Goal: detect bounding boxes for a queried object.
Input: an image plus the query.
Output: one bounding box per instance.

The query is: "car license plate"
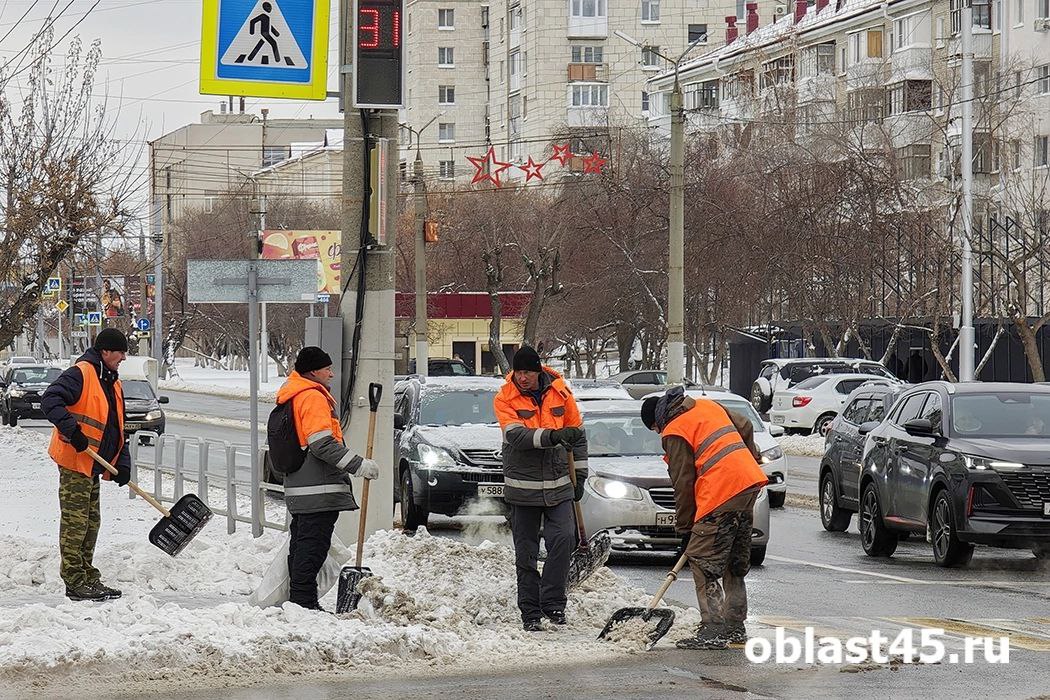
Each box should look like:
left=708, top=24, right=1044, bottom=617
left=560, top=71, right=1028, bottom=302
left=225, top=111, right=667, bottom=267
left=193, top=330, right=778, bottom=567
left=478, top=483, right=504, bottom=498
left=772, top=414, right=785, bottom=424
left=31, top=402, right=40, bottom=409
left=655, top=512, right=676, bottom=527
left=125, top=422, right=141, bottom=431
left=1044, top=502, right=1050, bottom=517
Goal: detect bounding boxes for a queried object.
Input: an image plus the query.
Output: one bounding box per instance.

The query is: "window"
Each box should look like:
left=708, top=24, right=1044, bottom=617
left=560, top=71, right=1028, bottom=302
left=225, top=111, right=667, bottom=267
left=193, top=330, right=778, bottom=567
left=936, top=17, right=945, bottom=44
left=837, top=379, right=871, bottom=395
left=509, top=4, right=521, bottom=30
left=642, top=46, right=661, bottom=68
left=1036, top=136, right=1050, bottom=167
left=920, top=393, right=943, bottom=427
left=438, top=122, right=455, bottom=142
left=843, top=397, right=872, bottom=424
left=438, top=8, right=454, bottom=28
left=641, top=90, right=650, bottom=112
left=973, top=0, right=991, bottom=27
left=1015, top=0, right=1023, bottom=24
left=800, top=42, right=835, bottom=77
left=438, top=85, right=455, bottom=104
left=571, top=0, right=607, bottom=18
left=898, top=144, right=932, bottom=179
left=1038, top=65, right=1050, bottom=95
left=847, top=87, right=885, bottom=121
left=571, top=83, right=608, bottom=106
left=887, top=80, right=932, bottom=114
left=641, top=0, right=660, bottom=22
left=439, top=160, right=455, bottom=179
left=571, top=45, right=604, bottom=63
left=846, top=29, right=882, bottom=65
left=688, top=23, right=707, bottom=43
left=1012, top=139, right=1022, bottom=169
left=509, top=50, right=521, bottom=77
left=1041, top=0, right=1050, bottom=17
left=262, top=145, right=288, bottom=167
left=760, top=56, right=794, bottom=88
left=868, top=396, right=888, bottom=422
left=892, top=393, right=929, bottom=425
left=438, top=47, right=454, bottom=66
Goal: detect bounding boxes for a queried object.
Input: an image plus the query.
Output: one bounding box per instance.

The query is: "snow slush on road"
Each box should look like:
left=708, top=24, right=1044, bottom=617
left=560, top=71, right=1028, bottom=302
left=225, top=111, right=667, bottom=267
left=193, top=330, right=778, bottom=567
left=0, top=428, right=699, bottom=696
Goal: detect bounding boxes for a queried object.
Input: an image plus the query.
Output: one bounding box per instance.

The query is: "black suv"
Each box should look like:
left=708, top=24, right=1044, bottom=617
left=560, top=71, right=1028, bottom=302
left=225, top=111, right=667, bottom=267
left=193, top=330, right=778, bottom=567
left=858, top=382, right=1050, bottom=566
left=406, top=358, right=474, bottom=376
left=0, top=365, right=62, bottom=426
left=819, top=383, right=904, bottom=531
left=394, top=376, right=506, bottom=530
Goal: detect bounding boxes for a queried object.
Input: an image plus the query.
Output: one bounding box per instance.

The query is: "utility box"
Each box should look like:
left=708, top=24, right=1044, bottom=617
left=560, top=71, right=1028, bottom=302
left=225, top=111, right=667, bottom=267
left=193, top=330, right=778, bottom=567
left=306, top=316, right=344, bottom=413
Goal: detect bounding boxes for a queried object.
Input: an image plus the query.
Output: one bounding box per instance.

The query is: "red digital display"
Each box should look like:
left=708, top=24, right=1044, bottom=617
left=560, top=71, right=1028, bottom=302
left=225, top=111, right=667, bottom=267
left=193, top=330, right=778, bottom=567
left=357, top=2, right=401, bottom=51
left=354, top=0, right=404, bottom=108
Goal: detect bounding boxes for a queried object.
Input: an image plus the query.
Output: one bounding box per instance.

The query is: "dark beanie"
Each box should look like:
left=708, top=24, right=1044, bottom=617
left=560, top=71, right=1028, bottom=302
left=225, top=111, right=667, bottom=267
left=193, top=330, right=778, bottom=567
left=512, top=345, right=542, bottom=372
left=94, top=328, right=128, bottom=352
left=295, top=346, right=333, bottom=374
left=640, top=396, right=659, bottom=431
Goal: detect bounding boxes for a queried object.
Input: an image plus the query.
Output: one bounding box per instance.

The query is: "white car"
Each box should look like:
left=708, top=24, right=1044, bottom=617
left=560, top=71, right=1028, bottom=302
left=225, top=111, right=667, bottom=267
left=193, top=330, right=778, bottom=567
left=769, top=373, right=899, bottom=436
left=6, top=356, right=38, bottom=367
left=750, top=358, right=899, bottom=413
left=567, top=379, right=634, bottom=402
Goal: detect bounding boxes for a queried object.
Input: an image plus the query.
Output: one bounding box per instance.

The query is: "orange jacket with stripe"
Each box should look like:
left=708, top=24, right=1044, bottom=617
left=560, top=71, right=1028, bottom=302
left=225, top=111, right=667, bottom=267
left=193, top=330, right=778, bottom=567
left=45, top=359, right=126, bottom=478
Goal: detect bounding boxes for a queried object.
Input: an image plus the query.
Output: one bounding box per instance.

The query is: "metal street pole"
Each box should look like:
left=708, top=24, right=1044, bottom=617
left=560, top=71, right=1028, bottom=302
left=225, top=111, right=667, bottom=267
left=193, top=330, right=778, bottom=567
left=414, top=151, right=428, bottom=377
left=667, top=69, right=685, bottom=385
left=258, top=195, right=269, bottom=383
left=151, top=173, right=165, bottom=376
left=57, top=304, right=63, bottom=360
left=958, top=0, right=976, bottom=382
left=248, top=200, right=262, bottom=537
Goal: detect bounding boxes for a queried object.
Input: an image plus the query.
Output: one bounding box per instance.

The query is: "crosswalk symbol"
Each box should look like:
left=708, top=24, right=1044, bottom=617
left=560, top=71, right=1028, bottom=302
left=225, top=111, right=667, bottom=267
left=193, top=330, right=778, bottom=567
left=220, top=0, right=306, bottom=68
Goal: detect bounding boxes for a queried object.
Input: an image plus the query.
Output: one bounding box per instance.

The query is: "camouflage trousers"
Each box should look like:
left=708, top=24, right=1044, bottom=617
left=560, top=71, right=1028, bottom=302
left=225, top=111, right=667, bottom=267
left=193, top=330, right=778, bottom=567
left=685, top=490, right=758, bottom=626
left=58, top=468, right=102, bottom=588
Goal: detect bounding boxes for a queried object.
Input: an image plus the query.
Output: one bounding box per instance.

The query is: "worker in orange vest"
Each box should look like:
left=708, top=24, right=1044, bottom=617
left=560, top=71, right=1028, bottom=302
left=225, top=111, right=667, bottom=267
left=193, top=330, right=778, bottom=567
left=641, top=386, right=767, bottom=650
left=41, top=329, right=132, bottom=602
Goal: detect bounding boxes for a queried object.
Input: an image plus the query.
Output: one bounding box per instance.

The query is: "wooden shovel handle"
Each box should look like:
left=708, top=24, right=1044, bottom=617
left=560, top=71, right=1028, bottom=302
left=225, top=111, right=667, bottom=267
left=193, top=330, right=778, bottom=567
left=355, top=383, right=382, bottom=569
left=648, top=552, right=690, bottom=611
left=567, top=452, right=588, bottom=546
left=85, top=447, right=171, bottom=518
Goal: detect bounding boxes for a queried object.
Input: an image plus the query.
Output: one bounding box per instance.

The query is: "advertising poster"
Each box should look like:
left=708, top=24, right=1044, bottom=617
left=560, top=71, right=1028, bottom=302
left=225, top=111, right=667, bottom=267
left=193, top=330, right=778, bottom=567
left=260, top=230, right=341, bottom=294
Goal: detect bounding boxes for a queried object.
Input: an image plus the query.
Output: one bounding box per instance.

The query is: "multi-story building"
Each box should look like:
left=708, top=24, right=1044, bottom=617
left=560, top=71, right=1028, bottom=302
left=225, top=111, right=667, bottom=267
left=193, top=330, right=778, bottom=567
left=403, top=0, right=779, bottom=181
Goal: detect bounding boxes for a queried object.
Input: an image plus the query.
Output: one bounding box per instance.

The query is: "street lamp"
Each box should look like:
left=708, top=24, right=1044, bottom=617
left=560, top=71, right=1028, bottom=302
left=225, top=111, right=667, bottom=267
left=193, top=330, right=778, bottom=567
left=614, top=31, right=707, bottom=385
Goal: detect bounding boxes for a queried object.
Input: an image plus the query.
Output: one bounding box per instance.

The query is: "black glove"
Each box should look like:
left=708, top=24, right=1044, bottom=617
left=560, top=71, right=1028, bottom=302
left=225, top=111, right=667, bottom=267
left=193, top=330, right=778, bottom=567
left=551, top=426, right=582, bottom=446
left=573, top=477, right=585, bottom=502
left=114, top=463, right=131, bottom=487
left=69, top=428, right=89, bottom=453
left=676, top=532, right=692, bottom=560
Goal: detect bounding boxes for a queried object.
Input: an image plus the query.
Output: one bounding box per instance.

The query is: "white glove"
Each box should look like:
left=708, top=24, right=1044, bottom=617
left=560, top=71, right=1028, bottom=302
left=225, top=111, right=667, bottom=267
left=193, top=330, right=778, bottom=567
left=355, top=458, right=380, bottom=480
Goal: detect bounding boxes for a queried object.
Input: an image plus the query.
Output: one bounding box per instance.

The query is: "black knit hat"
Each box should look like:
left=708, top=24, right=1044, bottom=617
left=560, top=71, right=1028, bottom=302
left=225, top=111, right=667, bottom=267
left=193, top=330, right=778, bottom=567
left=295, top=346, right=333, bottom=374
left=640, top=396, right=659, bottom=431
left=94, top=328, right=128, bottom=352
left=512, top=345, right=542, bottom=372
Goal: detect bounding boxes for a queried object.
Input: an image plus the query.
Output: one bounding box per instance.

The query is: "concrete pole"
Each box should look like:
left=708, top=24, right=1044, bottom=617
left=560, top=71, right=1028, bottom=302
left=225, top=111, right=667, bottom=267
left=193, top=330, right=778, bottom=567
left=957, top=1, right=976, bottom=382
left=667, top=71, right=686, bottom=385
left=259, top=195, right=269, bottom=383
left=248, top=204, right=262, bottom=537
left=152, top=193, right=165, bottom=376
left=414, top=153, right=428, bottom=376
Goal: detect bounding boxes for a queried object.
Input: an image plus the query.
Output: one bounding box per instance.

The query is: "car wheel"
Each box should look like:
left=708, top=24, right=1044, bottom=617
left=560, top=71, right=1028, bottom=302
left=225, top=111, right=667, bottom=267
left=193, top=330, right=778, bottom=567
left=930, top=490, right=974, bottom=568
left=813, top=413, right=837, bottom=437
left=819, top=471, right=852, bottom=532
left=750, top=545, right=766, bottom=567
left=768, top=490, right=786, bottom=509
left=859, top=483, right=898, bottom=557
left=750, top=379, right=772, bottom=414
left=400, top=468, right=429, bottom=532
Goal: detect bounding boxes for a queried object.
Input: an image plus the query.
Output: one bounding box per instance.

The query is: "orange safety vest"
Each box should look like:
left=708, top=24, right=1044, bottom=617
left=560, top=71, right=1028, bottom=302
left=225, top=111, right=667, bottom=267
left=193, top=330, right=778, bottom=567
left=662, top=399, right=767, bottom=520
left=48, top=361, right=125, bottom=477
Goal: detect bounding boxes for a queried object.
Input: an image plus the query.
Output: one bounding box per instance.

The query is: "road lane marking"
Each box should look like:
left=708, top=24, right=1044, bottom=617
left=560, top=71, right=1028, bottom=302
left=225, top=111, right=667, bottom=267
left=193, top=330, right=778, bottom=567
left=767, top=555, right=927, bottom=583
left=841, top=579, right=1050, bottom=586
left=889, top=617, right=1050, bottom=652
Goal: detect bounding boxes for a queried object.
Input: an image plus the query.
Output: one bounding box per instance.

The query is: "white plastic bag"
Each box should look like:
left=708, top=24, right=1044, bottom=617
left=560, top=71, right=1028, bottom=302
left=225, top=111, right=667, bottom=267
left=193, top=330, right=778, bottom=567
left=249, top=532, right=352, bottom=608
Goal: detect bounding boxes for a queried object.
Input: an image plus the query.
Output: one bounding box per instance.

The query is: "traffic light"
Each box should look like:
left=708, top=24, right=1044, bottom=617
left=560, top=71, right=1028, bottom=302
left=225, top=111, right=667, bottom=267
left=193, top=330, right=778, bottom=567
left=352, top=0, right=404, bottom=108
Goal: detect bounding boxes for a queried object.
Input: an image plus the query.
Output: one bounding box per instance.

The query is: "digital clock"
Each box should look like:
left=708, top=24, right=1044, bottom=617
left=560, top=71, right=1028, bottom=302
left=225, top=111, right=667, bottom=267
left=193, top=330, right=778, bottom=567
left=353, top=0, right=404, bottom=108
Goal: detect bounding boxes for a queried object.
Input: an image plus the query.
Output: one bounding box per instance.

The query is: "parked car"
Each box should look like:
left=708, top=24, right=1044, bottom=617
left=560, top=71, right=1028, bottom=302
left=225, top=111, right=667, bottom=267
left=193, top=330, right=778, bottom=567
left=750, top=358, right=899, bottom=413
left=769, top=373, right=899, bottom=436
left=819, top=383, right=904, bottom=532
left=858, top=381, right=1050, bottom=566
left=578, top=400, right=771, bottom=565
left=121, top=379, right=169, bottom=442
left=6, top=356, right=39, bottom=367
left=568, top=379, right=634, bottom=402
left=406, top=358, right=474, bottom=376
left=610, top=370, right=673, bottom=399
left=0, top=364, right=62, bottom=426
left=394, top=376, right=505, bottom=530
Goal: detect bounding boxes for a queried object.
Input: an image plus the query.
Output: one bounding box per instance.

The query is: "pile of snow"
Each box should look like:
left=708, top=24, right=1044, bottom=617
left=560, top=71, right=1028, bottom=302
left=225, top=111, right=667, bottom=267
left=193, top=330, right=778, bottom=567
left=160, top=358, right=283, bottom=401
left=777, top=433, right=827, bottom=457
left=0, top=427, right=699, bottom=696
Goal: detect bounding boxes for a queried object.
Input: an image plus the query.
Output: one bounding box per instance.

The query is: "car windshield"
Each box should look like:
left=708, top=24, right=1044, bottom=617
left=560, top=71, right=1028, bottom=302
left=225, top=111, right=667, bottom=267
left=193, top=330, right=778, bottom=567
left=712, top=398, right=767, bottom=433
left=584, top=414, right=663, bottom=456
left=951, top=393, right=1050, bottom=438
left=419, top=389, right=498, bottom=426
left=794, top=376, right=831, bottom=390
left=11, top=367, right=61, bottom=384
left=122, top=380, right=156, bottom=401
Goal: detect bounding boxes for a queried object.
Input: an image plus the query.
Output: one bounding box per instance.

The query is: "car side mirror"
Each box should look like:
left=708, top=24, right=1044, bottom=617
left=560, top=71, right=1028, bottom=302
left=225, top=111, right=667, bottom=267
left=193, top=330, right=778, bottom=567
left=158, top=396, right=170, bottom=404
left=768, top=424, right=785, bottom=437
left=394, top=414, right=406, bottom=430
left=903, top=418, right=935, bottom=436
left=857, top=421, right=879, bottom=435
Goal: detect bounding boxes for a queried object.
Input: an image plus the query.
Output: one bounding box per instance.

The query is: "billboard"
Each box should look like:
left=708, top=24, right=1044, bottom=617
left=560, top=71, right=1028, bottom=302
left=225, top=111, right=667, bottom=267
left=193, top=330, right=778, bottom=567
left=260, top=230, right=340, bottom=294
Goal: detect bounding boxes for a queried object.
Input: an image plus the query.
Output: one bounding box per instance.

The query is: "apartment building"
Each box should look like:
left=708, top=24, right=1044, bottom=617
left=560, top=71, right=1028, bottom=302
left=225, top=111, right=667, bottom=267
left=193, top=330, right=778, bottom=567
left=402, top=0, right=779, bottom=181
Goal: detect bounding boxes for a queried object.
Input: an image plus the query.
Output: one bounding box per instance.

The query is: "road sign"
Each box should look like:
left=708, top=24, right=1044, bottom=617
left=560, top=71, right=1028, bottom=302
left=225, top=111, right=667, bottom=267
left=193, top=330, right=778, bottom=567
left=72, top=330, right=88, bottom=339
left=352, top=0, right=404, bottom=108
left=317, top=292, right=330, bottom=303
left=200, top=0, right=330, bottom=100
left=87, top=311, right=102, bottom=327
left=136, top=331, right=152, bottom=340
left=135, top=317, right=151, bottom=332
left=74, top=313, right=87, bottom=326
left=187, top=259, right=318, bottom=304
left=47, top=277, right=62, bottom=292
left=55, top=299, right=69, bottom=313
left=42, top=288, right=55, bottom=299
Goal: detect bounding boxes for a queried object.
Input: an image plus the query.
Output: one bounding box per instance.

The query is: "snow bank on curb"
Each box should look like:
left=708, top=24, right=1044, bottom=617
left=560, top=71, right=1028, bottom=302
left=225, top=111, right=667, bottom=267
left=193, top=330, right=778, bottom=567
left=159, top=379, right=277, bottom=403
left=164, top=410, right=255, bottom=431
left=777, top=434, right=827, bottom=457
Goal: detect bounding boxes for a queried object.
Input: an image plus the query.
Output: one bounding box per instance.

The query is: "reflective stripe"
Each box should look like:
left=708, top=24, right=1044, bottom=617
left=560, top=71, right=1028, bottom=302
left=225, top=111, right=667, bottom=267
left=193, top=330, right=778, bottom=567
left=504, top=475, right=571, bottom=490
left=699, top=442, right=747, bottom=475
left=503, top=422, right=525, bottom=436
left=306, top=429, right=332, bottom=444
left=336, top=451, right=357, bottom=469
left=284, top=483, right=353, bottom=497
left=70, top=412, right=105, bottom=431
left=532, top=429, right=547, bottom=449
left=573, top=459, right=589, bottom=470
left=693, top=425, right=737, bottom=461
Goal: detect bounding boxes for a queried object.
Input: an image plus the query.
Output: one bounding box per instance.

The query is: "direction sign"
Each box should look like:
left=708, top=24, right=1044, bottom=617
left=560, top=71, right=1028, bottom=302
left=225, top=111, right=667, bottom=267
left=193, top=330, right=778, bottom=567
left=87, top=311, right=102, bottom=327
left=187, top=259, right=318, bottom=304
left=135, top=317, right=151, bottom=332
left=316, top=292, right=330, bottom=303
left=199, top=0, right=330, bottom=100
left=55, top=299, right=69, bottom=313
left=136, top=331, right=152, bottom=340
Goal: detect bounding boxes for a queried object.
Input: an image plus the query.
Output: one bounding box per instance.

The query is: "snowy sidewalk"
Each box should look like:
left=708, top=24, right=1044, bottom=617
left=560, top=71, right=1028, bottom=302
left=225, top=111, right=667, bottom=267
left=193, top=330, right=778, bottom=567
left=0, top=428, right=699, bottom=698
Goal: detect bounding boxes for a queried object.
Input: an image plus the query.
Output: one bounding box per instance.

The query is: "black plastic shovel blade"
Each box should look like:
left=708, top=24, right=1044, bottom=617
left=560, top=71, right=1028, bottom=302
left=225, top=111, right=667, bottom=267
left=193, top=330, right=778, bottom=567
left=598, top=607, right=677, bottom=650
left=567, top=530, right=613, bottom=589
left=336, top=565, right=373, bottom=613
left=148, top=494, right=213, bottom=557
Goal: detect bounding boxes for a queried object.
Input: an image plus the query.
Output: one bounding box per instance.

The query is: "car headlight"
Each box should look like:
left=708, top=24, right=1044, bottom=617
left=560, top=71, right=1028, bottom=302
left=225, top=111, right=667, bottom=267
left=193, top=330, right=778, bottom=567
left=587, top=476, right=644, bottom=501
left=145, top=410, right=163, bottom=421
left=416, top=443, right=460, bottom=469
left=8, top=388, right=26, bottom=398
left=760, top=446, right=784, bottom=464
left=962, top=454, right=1025, bottom=472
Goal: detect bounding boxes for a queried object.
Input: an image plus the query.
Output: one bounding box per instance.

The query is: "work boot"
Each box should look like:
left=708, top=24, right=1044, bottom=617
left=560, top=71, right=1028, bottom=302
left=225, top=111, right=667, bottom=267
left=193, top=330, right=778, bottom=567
left=724, top=622, right=748, bottom=645
left=523, top=619, right=544, bottom=632
left=90, top=582, right=122, bottom=600
left=544, top=610, right=567, bottom=625
left=65, top=584, right=108, bottom=602
left=675, top=623, right=729, bottom=650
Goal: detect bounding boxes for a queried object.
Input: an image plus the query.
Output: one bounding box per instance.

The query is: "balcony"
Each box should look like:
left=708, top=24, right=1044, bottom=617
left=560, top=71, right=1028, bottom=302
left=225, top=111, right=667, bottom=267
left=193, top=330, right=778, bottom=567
left=567, top=107, right=608, bottom=127
left=567, top=63, right=608, bottom=82
left=796, top=74, right=836, bottom=104
left=891, top=45, right=933, bottom=76
left=845, top=59, right=886, bottom=90
left=883, top=113, right=934, bottom=149
left=568, top=15, right=607, bottom=39
left=947, top=28, right=992, bottom=62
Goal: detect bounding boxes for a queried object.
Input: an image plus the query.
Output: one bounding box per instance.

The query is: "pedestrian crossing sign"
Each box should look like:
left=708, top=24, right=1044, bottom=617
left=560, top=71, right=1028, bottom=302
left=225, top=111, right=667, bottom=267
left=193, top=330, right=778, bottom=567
left=200, top=0, right=330, bottom=100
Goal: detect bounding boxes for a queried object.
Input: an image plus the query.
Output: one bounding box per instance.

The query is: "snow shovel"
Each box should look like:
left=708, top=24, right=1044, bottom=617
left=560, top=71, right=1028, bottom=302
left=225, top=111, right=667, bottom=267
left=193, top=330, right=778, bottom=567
left=86, top=447, right=213, bottom=557
left=598, top=551, right=689, bottom=650
left=335, top=382, right=382, bottom=614
left=565, top=452, right=612, bottom=589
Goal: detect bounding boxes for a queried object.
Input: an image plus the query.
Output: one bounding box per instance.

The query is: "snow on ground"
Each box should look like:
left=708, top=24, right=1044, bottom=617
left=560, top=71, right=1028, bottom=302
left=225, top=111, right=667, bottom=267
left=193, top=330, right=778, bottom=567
left=0, top=427, right=700, bottom=697
left=159, top=358, right=284, bottom=401
left=777, top=433, right=827, bottom=457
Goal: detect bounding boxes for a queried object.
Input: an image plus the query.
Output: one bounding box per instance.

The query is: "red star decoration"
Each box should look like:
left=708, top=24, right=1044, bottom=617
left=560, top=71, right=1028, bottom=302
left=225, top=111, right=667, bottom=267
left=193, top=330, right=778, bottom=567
left=582, top=151, right=607, bottom=175
left=550, top=143, right=572, bottom=166
left=467, top=147, right=512, bottom=186
left=517, top=156, right=546, bottom=182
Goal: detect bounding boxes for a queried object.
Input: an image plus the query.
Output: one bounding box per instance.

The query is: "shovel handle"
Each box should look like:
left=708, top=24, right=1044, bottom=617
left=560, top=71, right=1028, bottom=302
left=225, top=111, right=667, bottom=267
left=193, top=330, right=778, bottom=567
left=566, top=453, right=588, bottom=546
left=648, top=552, right=690, bottom=611
left=355, top=383, right=383, bottom=569
left=85, top=447, right=171, bottom=518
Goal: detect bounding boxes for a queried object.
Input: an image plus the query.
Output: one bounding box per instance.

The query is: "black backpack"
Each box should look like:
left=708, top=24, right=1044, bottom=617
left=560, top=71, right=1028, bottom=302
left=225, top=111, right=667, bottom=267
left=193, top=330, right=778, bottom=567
left=266, top=402, right=307, bottom=475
